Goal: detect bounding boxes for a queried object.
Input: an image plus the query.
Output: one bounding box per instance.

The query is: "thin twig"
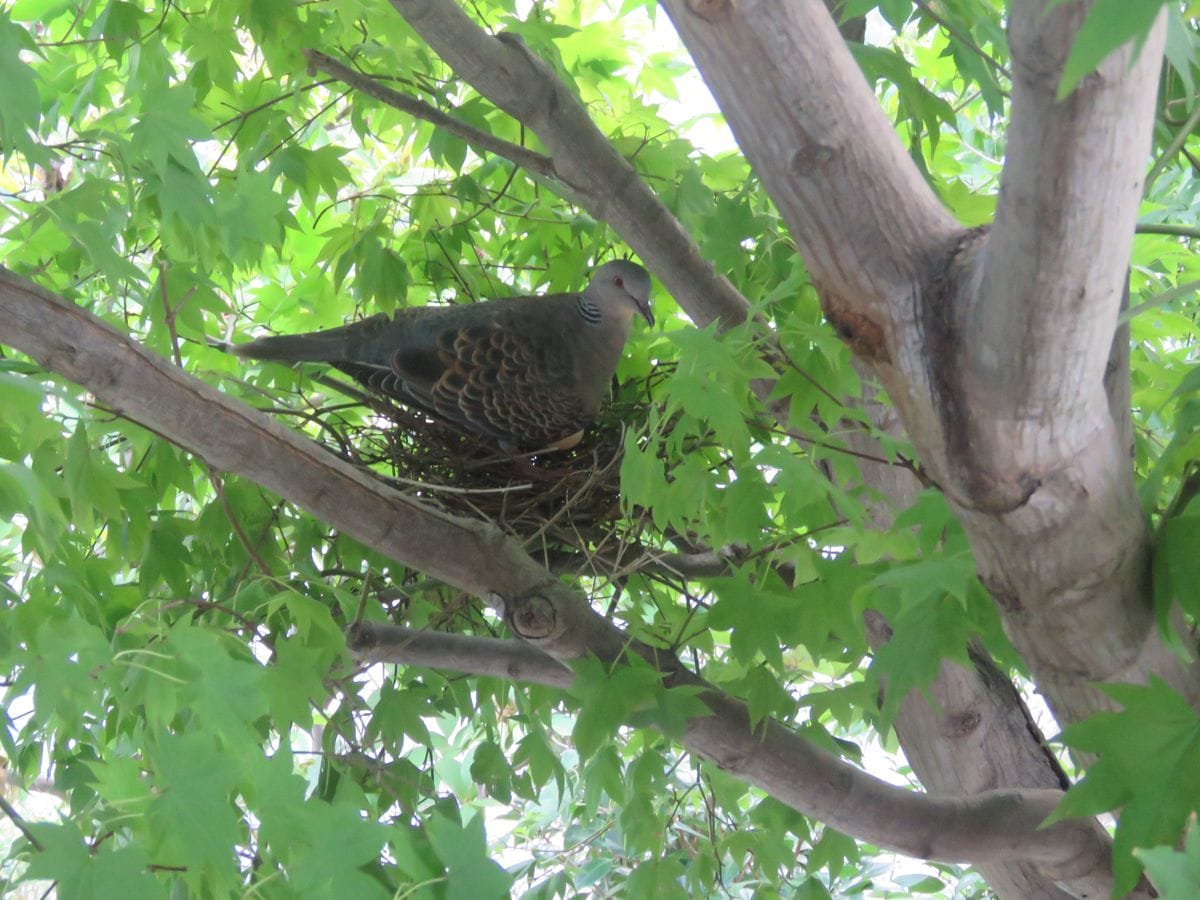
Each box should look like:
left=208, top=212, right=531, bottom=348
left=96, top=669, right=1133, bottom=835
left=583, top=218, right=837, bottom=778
left=159, top=266, right=273, bottom=575
left=1119, top=278, right=1200, bottom=325
left=0, top=794, right=43, bottom=852
left=1145, top=103, right=1200, bottom=196
left=385, top=475, right=533, bottom=495
left=303, top=50, right=557, bottom=179
left=911, top=0, right=1010, bottom=83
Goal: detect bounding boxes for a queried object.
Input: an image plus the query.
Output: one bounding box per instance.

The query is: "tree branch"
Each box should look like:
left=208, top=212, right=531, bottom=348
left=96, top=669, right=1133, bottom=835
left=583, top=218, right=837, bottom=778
left=0, top=268, right=1125, bottom=892
left=847, top=384, right=1082, bottom=899
left=347, top=621, right=571, bottom=687
left=659, top=0, right=1200, bottom=731
left=1135, top=222, right=1200, bottom=240
left=302, top=50, right=559, bottom=182
left=970, top=2, right=1165, bottom=439
left=659, top=0, right=961, bottom=311
left=865, top=613, right=1079, bottom=900
left=388, top=0, right=749, bottom=329
left=935, top=6, right=1200, bottom=726
left=0, top=269, right=543, bottom=602
left=347, top=622, right=1118, bottom=894
left=0, top=794, right=43, bottom=853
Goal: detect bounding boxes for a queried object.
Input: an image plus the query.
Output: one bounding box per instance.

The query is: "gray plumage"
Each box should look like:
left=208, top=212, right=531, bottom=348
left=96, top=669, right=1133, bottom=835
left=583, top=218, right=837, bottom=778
left=224, top=260, right=653, bottom=450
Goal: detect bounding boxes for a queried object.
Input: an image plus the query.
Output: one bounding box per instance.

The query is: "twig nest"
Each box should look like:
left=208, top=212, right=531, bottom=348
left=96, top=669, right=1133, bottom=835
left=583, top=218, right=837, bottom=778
left=307, top=372, right=659, bottom=547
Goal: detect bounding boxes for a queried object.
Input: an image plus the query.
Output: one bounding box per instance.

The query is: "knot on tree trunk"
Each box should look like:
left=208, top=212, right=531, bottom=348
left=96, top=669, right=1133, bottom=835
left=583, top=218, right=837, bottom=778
left=685, top=0, right=732, bottom=24
left=507, top=591, right=559, bottom=640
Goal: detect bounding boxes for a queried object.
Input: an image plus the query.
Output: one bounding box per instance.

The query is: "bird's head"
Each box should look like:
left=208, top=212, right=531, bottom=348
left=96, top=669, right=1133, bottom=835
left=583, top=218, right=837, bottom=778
left=589, top=260, right=654, bottom=327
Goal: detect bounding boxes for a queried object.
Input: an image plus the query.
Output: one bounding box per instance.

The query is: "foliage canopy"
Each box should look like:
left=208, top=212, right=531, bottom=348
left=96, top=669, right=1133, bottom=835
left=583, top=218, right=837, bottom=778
left=1, top=0, right=1199, bottom=897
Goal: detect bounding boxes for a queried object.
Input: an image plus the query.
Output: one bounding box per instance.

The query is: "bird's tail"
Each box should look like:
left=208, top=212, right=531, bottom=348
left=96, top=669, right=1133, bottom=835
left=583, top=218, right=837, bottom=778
left=215, top=316, right=388, bottom=364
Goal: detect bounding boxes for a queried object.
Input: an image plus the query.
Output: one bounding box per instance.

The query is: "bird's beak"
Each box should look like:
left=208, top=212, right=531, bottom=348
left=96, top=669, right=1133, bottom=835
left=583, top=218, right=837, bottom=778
left=634, top=296, right=654, bottom=328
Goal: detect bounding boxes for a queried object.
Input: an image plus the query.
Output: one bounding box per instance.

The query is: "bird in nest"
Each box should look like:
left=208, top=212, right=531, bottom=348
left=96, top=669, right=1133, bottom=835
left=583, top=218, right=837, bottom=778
left=220, top=260, right=654, bottom=455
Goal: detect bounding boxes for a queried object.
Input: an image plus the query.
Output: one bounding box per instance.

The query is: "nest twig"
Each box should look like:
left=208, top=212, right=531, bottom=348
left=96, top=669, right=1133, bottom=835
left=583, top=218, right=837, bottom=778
left=297, top=367, right=666, bottom=554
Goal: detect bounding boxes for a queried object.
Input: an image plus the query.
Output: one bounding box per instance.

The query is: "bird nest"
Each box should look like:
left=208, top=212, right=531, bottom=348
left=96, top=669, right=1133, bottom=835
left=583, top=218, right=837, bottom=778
left=302, top=369, right=662, bottom=547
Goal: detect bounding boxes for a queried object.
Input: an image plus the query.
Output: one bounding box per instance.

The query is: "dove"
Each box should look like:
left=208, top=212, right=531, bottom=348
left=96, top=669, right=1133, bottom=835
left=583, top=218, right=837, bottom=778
left=223, top=260, right=653, bottom=451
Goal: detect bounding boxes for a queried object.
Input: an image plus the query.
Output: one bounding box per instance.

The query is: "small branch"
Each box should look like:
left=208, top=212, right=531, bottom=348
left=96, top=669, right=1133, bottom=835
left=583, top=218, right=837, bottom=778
left=1119, top=278, right=1200, bottom=325
left=150, top=596, right=262, bottom=636
left=209, top=472, right=272, bottom=574
left=1135, top=222, right=1200, bottom=241
left=159, top=264, right=271, bottom=575
left=912, top=0, right=1010, bottom=83
left=389, top=0, right=751, bottom=329
left=1145, top=102, right=1200, bottom=196
left=303, top=50, right=558, bottom=180
left=347, top=622, right=572, bottom=687
left=0, top=794, right=43, bottom=852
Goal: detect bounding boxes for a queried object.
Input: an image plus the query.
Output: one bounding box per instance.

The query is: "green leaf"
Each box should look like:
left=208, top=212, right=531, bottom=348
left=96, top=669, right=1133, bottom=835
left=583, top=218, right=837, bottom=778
left=624, top=856, right=690, bottom=898
left=0, top=12, right=41, bottom=159
left=128, top=83, right=211, bottom=176
left=19, top=614, right=113, bottom=731
left=167, top=626, right=269, bottom=744
left=257, top=753, right=393, bottom=897
left=1163, top=6, right=1197, bottom=101
left=620, top=794, right=664, bottom=854
left=262, top=635, right=333, bottom=731
left=1055, top=679, right=1200, bottom=896
left=512, top=730, right=564, bottom=793
left=1139, top=817, right=1200, bottom=899
left=426, top=809, right=513, bottom=900
left=99, top=1, right=150, bottom=60
left=429, top=128, right=469, bottom=173
left=857, top=556, right=976, bottom=613
left=1055, top=0, right=1170, bottom=99
left=1154, top=514, right=1200, bottom=620
left=570, top=655, right=664, bottom=760
left=22, top=820, right=163, bottom=900
left=795, top=877, right=834, bottom=900
left=742, top=663, right=799, bottom=727
left=88, top=755, right=154, bottom=811
left=147, top=731, right=243, bottom=890
left=708, top=570, right=803, bottom=668
left=868, top=592, right=973, bottom=731
left=0, top=460, right=67, bottom=556
left=895, top=873, right=948, bottom=893
left=469, top=739, right=513, bottom=803
left=367, top=684, right=432, bottom=747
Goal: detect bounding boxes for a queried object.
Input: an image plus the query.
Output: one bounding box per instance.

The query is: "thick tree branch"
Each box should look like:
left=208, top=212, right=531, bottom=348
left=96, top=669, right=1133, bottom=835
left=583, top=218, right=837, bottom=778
left=348, top=625, right=1118, bottom=894
left=0, top=270, right=545, bottom=602
left=388, top=0, right=748, bottom=329
left=356, top=604, right=1113, bottom=899
left=655, top=0, right=965, bottom=485
left=0, top=269, right=1125, bottom=894
left=849, top=388, right=1082, bottom=899
left=865, top=613, right=1079, bottom=900
left=659, top=0, right=1200, bottom=730
left=934, top=7, right=1200, bottom=726
left=660, top=0, right=961, bottom=315
left=972, top=3, right=1165, bottom=424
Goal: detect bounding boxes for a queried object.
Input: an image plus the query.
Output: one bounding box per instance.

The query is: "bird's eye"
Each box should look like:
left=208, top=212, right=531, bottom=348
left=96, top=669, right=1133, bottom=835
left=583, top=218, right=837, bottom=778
left=614, top=277, right=624, bottom=288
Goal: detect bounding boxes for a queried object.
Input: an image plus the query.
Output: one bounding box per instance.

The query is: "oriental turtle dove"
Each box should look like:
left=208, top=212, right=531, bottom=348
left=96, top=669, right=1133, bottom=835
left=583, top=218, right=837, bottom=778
left=224, top=260, right=653, bottom=451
